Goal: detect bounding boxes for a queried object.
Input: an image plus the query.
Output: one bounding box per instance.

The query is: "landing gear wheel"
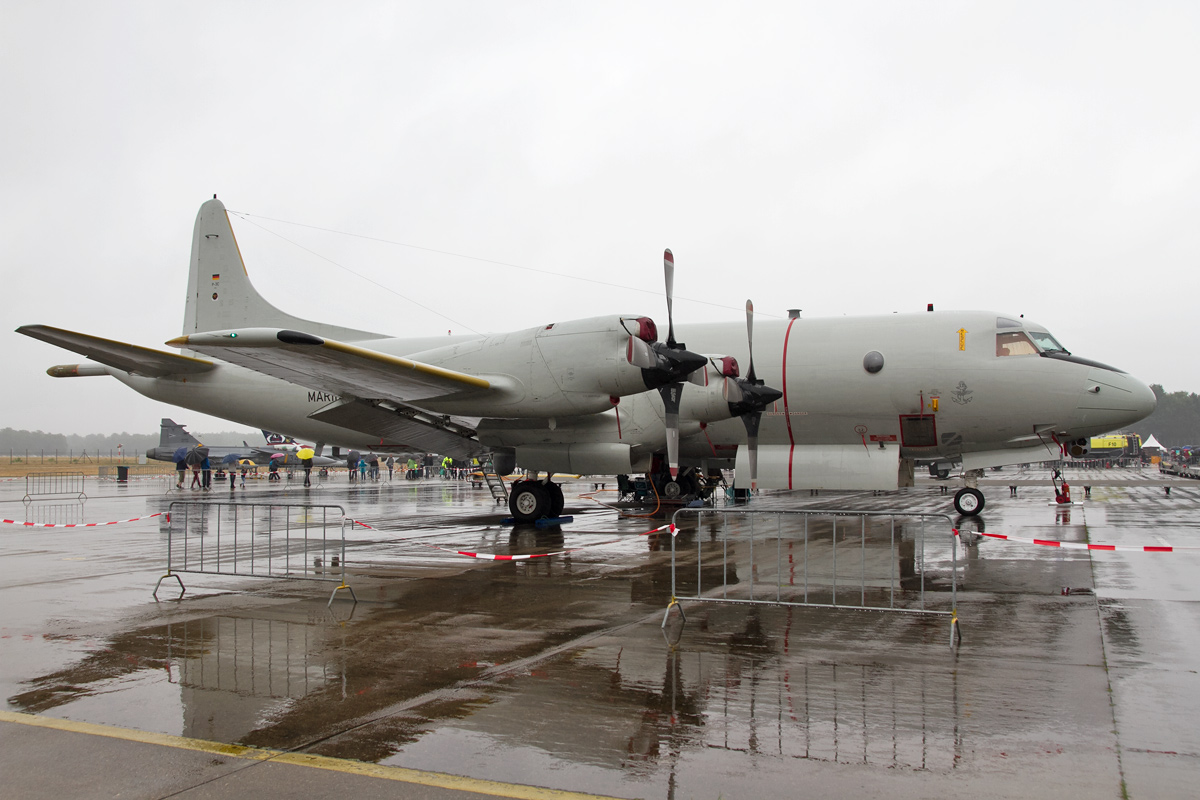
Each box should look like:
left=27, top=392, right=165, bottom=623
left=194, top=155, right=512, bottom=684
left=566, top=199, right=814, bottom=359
left=546, top=482, right=565, bottom=518
left=954, top=487, right=985, bottom=516
left=662, top=480, right=682, bottom=499
left=509, top=481, right=551, bottom=522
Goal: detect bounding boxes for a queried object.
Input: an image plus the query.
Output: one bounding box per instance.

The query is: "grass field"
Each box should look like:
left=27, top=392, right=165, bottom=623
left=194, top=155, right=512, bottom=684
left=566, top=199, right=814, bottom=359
left=0, top=457, right=175, bottom=479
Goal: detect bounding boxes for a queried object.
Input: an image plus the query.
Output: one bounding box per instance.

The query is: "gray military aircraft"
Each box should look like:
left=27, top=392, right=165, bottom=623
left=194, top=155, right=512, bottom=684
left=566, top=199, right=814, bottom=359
left=144, top=418, right=340, bottom=468
left=17, top=197, right=1156, bottom=521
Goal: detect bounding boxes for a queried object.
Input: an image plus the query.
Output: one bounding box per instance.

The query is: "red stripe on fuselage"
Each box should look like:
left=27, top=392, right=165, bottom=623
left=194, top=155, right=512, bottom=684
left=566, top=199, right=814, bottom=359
left=781, top=317, right=798, bottom=490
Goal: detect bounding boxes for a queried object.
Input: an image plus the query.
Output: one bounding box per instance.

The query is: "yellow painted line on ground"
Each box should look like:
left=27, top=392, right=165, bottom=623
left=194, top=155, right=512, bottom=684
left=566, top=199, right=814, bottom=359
left=0, top=710, right=627, bottom=800
left=0, top=710, right=269, bottom=760
left=270, top=751, right=627, bottom=799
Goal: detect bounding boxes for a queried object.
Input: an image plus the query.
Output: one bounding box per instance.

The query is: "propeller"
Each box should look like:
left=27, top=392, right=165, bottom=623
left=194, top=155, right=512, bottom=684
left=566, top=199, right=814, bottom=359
left=726, top=300, right=783, bottom=493
left=654, top=249, right=705, bottom=479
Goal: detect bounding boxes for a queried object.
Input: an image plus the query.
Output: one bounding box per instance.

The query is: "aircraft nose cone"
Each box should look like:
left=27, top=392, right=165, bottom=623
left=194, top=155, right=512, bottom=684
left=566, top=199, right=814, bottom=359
left=1132, top=377, right=1158, bottom=418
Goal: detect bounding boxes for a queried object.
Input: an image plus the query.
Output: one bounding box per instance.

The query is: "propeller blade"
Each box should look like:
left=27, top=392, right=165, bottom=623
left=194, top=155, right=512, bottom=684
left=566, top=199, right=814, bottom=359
left=664, top=249, right=676, bottom=348
left=743, top=410, right=763, bottom=493
left=659, top=382, right=683, bottom=479
left=627, top=335, right=658, bottom=369
left=723, top=375, right=744, bottom=403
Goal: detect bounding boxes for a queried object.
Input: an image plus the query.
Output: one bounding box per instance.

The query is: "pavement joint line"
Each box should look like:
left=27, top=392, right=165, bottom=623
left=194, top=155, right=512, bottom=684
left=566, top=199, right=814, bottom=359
left=0, top=710, right=628, bottom=800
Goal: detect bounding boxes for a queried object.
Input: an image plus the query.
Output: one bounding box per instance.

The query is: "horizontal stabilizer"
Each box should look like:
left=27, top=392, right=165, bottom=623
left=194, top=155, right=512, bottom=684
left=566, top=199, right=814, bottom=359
left=18, top=325, right=214, bottom=378
left=168, top=328, right=495, bottom=404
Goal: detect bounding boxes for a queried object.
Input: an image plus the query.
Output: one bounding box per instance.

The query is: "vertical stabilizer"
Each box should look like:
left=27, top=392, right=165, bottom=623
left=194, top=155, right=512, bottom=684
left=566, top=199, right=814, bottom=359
left=262, top=430, right=295, bottom=446
left=158, top=419, right=200, bottom=448
left=182, top=198, right=384, bottom=341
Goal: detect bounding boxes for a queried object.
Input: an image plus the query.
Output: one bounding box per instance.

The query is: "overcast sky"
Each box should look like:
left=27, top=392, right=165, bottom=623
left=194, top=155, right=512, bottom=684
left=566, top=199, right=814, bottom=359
left=3, top=2, right=1198, bottom=435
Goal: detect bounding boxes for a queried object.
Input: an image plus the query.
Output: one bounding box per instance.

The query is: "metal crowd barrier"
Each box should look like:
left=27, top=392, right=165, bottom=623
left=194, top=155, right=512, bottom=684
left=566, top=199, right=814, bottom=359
left=154, top=501, right=356, bottom=606
left=666, top=508, right=960, bottom=645
left=23, top=471, right=86, bottom=502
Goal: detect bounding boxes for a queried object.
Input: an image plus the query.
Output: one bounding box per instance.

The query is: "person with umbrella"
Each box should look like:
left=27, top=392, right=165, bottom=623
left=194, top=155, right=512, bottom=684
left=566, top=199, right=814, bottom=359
left=238, top=458, right=254, bottom=488
left=221, top=453, right=239, bottom=490
left=347, top=450, right=360, bottom=482
left=297, top=446, right=315, bottom=486
left=174, top=446, right=188, bottom=488
left=269, top=453, right=283, bottom=481
left=185, top=446, right=206, bottom=489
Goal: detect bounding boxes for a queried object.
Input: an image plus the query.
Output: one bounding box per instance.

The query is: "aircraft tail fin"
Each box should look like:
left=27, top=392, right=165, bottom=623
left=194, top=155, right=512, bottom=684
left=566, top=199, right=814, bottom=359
left=158, top=419, right=200, bottom=448
left=183, top=198, right=385, bottom=342
left=262, top=429, right=295, bottom=447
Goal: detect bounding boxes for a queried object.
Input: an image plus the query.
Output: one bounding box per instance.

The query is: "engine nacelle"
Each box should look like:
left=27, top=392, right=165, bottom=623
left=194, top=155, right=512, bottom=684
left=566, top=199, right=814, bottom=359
left=678, top=356, right=743, bottom=424
left=409, top=315, right=696, bottom=417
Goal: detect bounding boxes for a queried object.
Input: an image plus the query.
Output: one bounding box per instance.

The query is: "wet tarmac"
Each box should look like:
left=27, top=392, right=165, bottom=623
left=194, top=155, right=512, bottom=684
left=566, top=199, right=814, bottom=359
left=2, top=466, right=1199, bottom=798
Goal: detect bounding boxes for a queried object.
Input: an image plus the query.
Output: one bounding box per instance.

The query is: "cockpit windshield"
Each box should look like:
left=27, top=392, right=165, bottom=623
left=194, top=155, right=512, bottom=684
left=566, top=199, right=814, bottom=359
left=996, top=328, right=1070, bottom=357
left=1027, top=330, right=1068, bottom=354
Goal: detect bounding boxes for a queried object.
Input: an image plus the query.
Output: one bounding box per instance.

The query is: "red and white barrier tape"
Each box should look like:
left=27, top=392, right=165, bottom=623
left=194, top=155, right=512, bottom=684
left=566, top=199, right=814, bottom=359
left=1, top=512, right=166, bottom=528
left=954, top=528, right=1200, bottom=552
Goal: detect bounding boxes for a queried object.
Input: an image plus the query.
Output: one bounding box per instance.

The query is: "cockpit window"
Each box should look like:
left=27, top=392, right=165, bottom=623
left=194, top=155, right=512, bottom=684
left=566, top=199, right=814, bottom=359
left=996, top=331, right=1038, bottom=357
left=1027, top=330, right=1069, bottom=354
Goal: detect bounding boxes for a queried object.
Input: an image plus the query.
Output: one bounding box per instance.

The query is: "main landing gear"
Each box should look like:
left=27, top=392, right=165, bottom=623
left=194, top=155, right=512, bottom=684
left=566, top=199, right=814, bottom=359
left=508, top=478, right=564, bottom=523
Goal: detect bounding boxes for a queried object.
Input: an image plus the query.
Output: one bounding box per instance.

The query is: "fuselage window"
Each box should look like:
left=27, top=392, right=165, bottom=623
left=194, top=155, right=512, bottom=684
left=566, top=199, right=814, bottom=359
left=996, top=331, right=1038, bottom=357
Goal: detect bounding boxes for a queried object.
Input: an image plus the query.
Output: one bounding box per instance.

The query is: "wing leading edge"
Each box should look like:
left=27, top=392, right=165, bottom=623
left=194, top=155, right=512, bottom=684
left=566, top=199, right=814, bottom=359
left=167, top=328, right=496, bottom=404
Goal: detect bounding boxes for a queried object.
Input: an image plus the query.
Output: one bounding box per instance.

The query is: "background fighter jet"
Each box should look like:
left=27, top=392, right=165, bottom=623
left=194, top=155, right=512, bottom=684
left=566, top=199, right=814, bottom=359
left=18, top=198, right=1156, bottom=521
left=145, top=418, right=339, bottom=468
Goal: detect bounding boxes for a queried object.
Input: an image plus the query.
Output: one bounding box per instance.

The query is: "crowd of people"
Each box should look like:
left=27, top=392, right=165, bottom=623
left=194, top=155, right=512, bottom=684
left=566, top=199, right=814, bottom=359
left=172, top=447, right=477, bottom=490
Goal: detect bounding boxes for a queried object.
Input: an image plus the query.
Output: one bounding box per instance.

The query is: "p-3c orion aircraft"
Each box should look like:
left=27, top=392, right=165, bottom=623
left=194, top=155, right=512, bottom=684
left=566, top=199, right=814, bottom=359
left=17, top=197, right=1157, bottom=521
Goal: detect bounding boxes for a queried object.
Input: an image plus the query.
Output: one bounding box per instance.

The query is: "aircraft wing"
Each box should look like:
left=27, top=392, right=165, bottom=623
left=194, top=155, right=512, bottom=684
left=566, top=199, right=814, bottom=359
left=167, top=328, right=494, bottom=403
left=307, top=399, right=484, bottom=458
left=18, top=325, right=214, bottom=377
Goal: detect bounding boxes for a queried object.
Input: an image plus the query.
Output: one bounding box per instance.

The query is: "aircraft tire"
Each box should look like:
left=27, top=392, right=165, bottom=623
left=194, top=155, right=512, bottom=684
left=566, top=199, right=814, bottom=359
left=953, top=487, right=985, bottom=516
left=509, top=481, right=551, bottom=522
left=546, top=482, right=565, bottom=518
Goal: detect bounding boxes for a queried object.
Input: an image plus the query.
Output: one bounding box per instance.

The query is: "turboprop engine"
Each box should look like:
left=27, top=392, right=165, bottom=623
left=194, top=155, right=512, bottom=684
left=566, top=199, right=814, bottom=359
left=402, top=314, right=707, bottom=418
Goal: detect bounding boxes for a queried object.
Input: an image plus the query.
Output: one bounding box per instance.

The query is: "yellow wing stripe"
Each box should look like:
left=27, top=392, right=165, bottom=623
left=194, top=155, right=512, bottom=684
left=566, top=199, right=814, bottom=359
left=321, top=340, right=491, bottom=389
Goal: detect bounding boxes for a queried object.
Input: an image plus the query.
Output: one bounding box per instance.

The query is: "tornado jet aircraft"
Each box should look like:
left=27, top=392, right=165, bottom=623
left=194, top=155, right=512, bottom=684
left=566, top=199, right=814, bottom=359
left=17, top=197, right=1156, bottom=521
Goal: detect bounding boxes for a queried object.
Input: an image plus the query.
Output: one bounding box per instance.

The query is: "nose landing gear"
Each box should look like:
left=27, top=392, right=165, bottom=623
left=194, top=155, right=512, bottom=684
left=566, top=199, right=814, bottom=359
left=953, top=469, right=986, bottom=516
left=953, top=487, right=985, bottom=516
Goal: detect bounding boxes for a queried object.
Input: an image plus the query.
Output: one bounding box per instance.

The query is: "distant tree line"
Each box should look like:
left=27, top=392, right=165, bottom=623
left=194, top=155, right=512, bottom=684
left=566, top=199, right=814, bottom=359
left=1128, top=385, right=1200, bottom=448
left=0, top=427, right=254, bottom=453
